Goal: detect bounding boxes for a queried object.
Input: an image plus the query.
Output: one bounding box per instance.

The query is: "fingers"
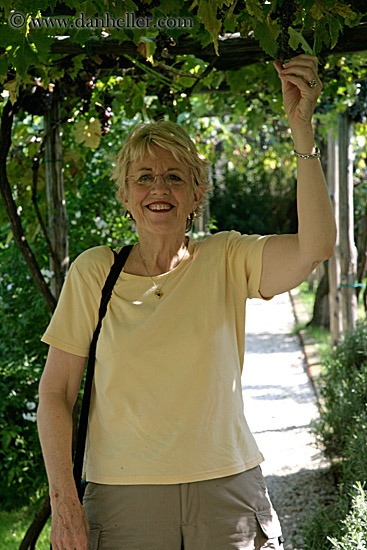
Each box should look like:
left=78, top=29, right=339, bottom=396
left=275, top=55, right=322, bottom=91
left=50, top=502, right=90, bottom=550
left=279, top=74, right=320, bottom=99
left=273, top=60, right=283, bottom=74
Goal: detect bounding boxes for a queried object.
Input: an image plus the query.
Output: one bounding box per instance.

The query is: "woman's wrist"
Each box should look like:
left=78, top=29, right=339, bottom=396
left=290, top=124, right=315, bottom=154
left=49, top=481, right=79, bottom=504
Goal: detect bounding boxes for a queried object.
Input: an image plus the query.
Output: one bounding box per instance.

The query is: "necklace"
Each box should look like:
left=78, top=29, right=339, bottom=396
left=138, top=243, right=188, bottom=300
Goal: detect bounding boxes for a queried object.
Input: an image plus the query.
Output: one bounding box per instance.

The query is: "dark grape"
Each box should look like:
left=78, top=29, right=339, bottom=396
left=273, top=0, right=298, bottom=63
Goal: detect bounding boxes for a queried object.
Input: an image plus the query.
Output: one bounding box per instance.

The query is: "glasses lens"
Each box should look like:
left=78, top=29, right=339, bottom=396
left=133, top=173, right=187, bottom=186
left=136, top=174, right=155, bottom=185
left=164, top=174, right=185, bottom=185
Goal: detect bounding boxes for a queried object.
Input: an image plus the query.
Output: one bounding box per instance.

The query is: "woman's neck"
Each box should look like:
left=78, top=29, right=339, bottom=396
left=126, top=233, right=190, bottom=277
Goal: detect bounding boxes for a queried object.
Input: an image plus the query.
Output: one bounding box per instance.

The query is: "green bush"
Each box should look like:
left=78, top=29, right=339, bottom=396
left=301, top=493, right=349, bottom=550
left=313, top=321, right=367, bottom=463
left=303, top=322, right=367, bottom=549
left=327, top=483, right=367, bottom=549
left=0, top=242, right=50, bottom=509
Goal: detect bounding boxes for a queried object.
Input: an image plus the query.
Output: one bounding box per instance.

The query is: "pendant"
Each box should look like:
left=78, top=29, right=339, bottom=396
left=154, top=289, right=163, bottom=299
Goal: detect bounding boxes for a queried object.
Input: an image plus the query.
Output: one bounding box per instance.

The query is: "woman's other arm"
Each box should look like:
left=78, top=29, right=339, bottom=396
left=37, top=346, right=89, bottom=550
left=259, top=55, right=336, bottom=298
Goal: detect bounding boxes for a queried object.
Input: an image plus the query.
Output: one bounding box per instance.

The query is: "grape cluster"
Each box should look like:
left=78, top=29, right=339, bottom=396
left=95, top=102, right=114, bottom=134
left=102, top=106, right=113, bottom=134
left=272, top=0, right=298, bottom=63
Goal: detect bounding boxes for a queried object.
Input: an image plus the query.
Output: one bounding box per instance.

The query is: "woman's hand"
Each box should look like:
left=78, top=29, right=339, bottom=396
left=273, top=55, right=322, bottom=131
left=50, top=493, right=90, bottom=550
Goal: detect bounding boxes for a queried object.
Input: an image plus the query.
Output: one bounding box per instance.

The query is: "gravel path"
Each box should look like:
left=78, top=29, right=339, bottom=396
left=242, top=292, right=336, bottom=550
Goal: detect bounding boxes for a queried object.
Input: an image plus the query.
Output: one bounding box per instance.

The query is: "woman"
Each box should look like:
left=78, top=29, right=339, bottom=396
left=37, top=55, right=336, bottom=550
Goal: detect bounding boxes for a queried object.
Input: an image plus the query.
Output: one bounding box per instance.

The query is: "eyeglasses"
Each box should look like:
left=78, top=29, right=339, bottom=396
left=126, top=172, right=190, bottom=187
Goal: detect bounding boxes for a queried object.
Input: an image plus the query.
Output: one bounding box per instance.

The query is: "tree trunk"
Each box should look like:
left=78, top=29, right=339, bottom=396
left=327, top=128, right=343, bottom=347
left=308, top=131, right=331, bottom=329
left=356, top=205, right=367, bottom=304
left=338, top=112, right=358, bottom=332
left=0, top=100, right=57, bottom=312
left=19, top=90, right=70, bottom=550
left=44, top=87, right=69, bottom=298
left=309, top=262, right=330, bottom=329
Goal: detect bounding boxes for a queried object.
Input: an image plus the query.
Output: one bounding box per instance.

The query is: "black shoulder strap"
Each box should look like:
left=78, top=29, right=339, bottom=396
left=73, top=245, right=133, bottom=498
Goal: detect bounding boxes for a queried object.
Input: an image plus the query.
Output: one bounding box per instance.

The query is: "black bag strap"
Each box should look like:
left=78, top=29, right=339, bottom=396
left=73, top=245, right=133, bottom=500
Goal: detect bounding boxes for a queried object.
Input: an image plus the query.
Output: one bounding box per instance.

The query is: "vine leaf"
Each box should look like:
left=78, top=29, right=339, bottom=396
left=14, top=38, right=39, bottom=78
left=326, top=15, right=343, bottom=49
left=190, top=0, right=238, bottom=55
left=252, top=19, right=278, bottom=58
left=138, top=37, right=157, bottom=63
left=74, top=118, right=102, bottom=148
left=288, top=28, right=313, bottom=55
left=194, top=0, right=222, bottom=55
left=334, top=3, right=357, bottom=19
left=4, top=79, right=17, bottom=104
left=245, top=0, right=264, bottom=22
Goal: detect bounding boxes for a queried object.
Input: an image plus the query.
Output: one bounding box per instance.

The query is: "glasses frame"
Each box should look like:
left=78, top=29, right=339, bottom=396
left=126, top=171, right=192, bottom=187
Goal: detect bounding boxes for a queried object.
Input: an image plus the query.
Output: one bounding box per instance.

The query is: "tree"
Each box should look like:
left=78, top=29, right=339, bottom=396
left=338, top=111, right=358, bottom=332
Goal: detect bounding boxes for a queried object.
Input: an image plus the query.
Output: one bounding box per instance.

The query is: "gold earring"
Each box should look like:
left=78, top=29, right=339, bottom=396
left=125, top=210, right=135, bottom=221
left=186, top=211, right=197, bottom=232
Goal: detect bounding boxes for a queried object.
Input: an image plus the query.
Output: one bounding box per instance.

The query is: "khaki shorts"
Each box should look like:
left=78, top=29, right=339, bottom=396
left=83, top=466, right=284, bottom=550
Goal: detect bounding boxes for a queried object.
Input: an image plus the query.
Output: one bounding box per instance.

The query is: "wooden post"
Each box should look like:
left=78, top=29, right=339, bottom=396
left=327, top=128, right=342, bottom=346
left=338, top=112, right=358, bottom=333
left=44, top=88, right=69, bottom=298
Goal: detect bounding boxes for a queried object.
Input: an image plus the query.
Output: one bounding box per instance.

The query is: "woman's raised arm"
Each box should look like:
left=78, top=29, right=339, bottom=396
left=259, top=55, right=336, bottom=298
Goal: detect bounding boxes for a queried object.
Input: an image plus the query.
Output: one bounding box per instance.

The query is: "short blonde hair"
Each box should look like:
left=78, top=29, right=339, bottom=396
left=111, top=120, right=211, bottom=219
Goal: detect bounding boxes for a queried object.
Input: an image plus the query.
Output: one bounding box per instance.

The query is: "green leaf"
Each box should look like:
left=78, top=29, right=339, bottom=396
left=2, top=432, right=12, bottom=450
left=0, top=0, right=12, bottom=18
left=227, top=66, right=249, bottom=93
left=314, top=19, right=331, bottom=50
left=28, top=31, right=53, bottom=60
left=253, top=19, right=278, bottom=58
left=245, top=0, right=264, bottom=22
left=0, top=24, right=24, bottom=48
left=310, top=2, right=324, bottom=21
left=288, top=27, right=313, bottom=55
left=326, top=15, right=342, bottom=49
left=0, top=56, right=9, bottom=79
left=72, top=54, right=86, bottom=76
left=345, top=12, right=363, bottom=28
left=112, top=76, right=146, bottom=118
left=334, top=2, right=356, bottom=18
left=138, top=37, right=157, bottom=62
left=14, top=39, right=39, bottom=78
left=194, top=0, right=222, bottom=55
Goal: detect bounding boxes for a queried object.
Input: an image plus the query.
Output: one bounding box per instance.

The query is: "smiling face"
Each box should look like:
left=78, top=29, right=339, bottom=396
left=120, top=146, right=204, bottom=238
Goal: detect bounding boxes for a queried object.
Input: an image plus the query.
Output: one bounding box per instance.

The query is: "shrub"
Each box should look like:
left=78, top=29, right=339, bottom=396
left=301, top=493, right=349, bottom=550
left=313, top=321, right=367, bottom=462
left=0, top=244, right=50, bottom=509
left=303, top=322, right=367, bottom=549
left=327, top=483, right=367, bottom=550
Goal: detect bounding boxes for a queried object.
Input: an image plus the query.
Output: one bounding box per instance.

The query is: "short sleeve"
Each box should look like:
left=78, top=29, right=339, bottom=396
left=41, top=246, right=114, bottom=356
left=225, top=231, right=274, bottom=300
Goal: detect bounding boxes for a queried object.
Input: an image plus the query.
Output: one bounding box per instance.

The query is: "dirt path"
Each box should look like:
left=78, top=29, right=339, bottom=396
left=242, top=292, right=335, bottom=550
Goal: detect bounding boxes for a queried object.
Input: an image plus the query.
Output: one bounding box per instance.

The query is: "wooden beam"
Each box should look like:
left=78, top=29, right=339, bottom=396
left=49, top=23, right=367, bottom=72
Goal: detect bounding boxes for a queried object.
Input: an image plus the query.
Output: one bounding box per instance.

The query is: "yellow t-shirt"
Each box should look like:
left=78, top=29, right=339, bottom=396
left=42, top=231, right=272, bottom=484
